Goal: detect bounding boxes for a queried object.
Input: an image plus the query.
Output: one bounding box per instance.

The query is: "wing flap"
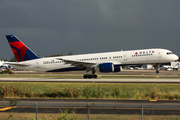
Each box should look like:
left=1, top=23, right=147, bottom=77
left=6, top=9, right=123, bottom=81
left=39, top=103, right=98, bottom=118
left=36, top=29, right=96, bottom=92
left=56, top=58, right=97, bottom=67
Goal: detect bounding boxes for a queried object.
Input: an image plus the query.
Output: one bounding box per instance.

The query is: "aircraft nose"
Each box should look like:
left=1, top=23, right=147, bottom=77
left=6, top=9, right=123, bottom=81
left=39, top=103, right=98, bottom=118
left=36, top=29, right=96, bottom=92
left=174, top=55, right=179, bottom=61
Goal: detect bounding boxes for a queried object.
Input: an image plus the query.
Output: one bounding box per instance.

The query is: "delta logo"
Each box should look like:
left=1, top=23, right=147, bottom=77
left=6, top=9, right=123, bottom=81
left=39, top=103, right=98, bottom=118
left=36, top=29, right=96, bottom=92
left=135, top=51, right=155, bottom=55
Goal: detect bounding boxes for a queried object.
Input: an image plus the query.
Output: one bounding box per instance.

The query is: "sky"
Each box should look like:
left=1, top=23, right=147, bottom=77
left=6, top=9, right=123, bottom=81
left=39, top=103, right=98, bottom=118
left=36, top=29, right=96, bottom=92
left=0, top=0, right=180, bottom=60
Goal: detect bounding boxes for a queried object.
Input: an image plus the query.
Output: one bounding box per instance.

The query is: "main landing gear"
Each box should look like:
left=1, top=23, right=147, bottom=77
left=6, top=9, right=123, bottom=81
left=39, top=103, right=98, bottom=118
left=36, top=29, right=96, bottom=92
left=156, top=69, right=159, bottom=74
left=83, top=74, right=97, bottom=79
left=156, top=63, right=160, bottom=74
left=83, top=67, right=98, bottom=79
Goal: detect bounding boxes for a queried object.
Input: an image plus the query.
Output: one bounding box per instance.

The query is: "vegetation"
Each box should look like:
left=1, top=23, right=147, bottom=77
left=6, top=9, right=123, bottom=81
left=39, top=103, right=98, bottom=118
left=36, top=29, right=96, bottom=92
left=44, top=51, right=74, bottom=57
left=46, top=53, right=63, bottom=57
left=9, top=56, right=17, bottom=62
left=0, top=70, right=13, bottom=74
left=0, top=82, right=180, bottom=120
left=68, top=51, right=73, bottom=55
left=0, top=58, right=8, bottom=61
left=0, top=72, right=179, bottom=79
left=0, top=83, right=180, bottom=100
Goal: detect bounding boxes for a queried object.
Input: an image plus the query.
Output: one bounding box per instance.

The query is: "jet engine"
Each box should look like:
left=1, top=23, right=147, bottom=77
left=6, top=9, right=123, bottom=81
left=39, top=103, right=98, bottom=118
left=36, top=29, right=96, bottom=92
left=99, top=63, right=122, bottom=72
left=114, top=66, right=122, bottom=72
left=99, top=63, right=114, bottom=72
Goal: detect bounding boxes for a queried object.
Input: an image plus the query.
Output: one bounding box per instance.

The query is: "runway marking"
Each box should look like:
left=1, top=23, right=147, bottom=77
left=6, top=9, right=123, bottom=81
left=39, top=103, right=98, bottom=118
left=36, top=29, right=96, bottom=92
left=0, top=106, right=17, bottom=111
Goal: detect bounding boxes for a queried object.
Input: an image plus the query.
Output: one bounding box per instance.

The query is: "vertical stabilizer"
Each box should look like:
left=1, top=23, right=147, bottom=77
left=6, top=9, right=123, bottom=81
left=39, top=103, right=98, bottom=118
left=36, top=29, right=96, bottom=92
left=6, top=35, right=39, bottom=62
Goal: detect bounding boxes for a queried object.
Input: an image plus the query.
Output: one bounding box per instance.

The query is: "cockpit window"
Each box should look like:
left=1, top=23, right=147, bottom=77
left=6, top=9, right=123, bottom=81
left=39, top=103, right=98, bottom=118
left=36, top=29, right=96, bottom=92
left=166, top=52, right=173, bottom=55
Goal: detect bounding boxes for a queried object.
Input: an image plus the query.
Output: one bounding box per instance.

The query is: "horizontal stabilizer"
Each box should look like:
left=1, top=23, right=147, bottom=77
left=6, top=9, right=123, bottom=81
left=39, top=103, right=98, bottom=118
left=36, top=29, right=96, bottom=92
left=4, top=62, right=30, bottom=66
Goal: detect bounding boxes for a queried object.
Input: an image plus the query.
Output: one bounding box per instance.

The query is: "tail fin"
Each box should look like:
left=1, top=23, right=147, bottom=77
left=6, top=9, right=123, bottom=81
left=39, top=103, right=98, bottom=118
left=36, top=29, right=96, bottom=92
left=6, top=35, right=39, bottom=62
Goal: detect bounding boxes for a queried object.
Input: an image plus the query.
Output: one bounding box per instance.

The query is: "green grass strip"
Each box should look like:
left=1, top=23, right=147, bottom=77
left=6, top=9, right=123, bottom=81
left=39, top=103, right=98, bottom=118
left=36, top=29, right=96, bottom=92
left=0, top=82, right=180, bottom=100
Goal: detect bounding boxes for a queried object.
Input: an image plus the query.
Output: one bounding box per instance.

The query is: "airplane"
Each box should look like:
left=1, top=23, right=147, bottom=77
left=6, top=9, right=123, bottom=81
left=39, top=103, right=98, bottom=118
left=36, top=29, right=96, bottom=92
left=162, top=63, right=179, bottom=71
left=0, top=60, right=11, bottom=71
left=0, top=60, right=4, bottom=68
left=5, top=34, right=179, bottom=78
left=162, top=65, right=173, bottom=71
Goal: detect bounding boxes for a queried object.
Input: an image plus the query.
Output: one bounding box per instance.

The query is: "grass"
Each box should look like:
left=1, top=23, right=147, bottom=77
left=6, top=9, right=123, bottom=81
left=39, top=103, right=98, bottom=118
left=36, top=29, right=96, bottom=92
left=0, top=82, right=180, bottom=100
left=0, top=72, right=179, bottom=79
left=0, top=72, right=179, bottom=99
left=0, top=70, right=13, bottom=74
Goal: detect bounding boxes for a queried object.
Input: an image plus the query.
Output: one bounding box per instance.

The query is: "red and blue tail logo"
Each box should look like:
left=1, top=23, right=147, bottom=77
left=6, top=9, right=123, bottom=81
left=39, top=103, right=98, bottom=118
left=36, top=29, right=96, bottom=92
left=6, top=35, right=39, bottom=62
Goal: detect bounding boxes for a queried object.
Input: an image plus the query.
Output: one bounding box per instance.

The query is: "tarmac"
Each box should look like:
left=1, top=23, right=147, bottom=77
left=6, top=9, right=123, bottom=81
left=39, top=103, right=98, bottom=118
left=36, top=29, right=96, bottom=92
left=0, top=77, right=180, bottom=83
left=0, top=69, right=179, bottom=83
left=0, top=99, right=180, bottom=115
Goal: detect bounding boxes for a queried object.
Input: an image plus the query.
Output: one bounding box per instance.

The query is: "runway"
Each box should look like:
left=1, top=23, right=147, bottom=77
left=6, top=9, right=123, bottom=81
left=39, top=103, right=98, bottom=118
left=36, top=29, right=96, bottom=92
left=0, top=99, right=180, bottom=115
left=0, top=77, right=180, bottom=83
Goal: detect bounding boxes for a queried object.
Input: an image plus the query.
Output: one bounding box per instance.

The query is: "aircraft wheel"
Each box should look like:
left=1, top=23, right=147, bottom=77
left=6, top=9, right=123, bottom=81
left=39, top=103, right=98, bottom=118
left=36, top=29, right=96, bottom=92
left=88, top=75, right=92, bottom=79
left=83, top=74, right=88, bottom=79
left=156, top=70, right=159, bottom=74
left=93, top=74, right=97, bottom=78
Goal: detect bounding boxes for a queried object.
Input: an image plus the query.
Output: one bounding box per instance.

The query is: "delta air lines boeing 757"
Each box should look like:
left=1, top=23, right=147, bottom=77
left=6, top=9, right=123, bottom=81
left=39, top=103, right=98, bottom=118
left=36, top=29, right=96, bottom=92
left=5, top=35, right=179, bottom=78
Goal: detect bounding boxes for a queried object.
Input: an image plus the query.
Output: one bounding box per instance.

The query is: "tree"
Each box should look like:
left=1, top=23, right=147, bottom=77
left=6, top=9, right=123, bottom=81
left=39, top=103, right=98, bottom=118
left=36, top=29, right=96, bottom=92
left=47, top=53, right=63, bottom=57
left=68, top=51, right=73, bottom=55
left=9, top=56, right=17, bottom=62
left=0, top=58, right=8, bottom=61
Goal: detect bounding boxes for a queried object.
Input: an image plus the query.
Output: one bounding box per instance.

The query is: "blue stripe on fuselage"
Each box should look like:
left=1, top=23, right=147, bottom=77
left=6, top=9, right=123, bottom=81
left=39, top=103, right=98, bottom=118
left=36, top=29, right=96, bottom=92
left=46, top=67, right=85, bottom=72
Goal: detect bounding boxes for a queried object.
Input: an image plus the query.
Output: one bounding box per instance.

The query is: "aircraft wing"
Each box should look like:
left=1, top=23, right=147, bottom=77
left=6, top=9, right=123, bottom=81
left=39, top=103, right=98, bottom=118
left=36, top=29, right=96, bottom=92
left=3, top=62, right=30, bottom=66
left=56, top=58, right=97, bottom=68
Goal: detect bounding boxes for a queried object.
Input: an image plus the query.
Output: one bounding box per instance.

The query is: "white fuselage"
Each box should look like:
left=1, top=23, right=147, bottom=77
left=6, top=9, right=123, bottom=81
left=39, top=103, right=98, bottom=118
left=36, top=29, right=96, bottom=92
left=12, top=48, right=179, bottom=72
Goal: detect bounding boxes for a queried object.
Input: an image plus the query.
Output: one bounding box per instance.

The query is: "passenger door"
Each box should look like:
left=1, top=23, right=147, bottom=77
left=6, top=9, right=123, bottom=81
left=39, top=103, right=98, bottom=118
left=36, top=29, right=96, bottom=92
left=123, top=54, right=127, bottom=61
left=158, top=52, right=162, bottom=58
left=36, top=62, right=39, bottom=68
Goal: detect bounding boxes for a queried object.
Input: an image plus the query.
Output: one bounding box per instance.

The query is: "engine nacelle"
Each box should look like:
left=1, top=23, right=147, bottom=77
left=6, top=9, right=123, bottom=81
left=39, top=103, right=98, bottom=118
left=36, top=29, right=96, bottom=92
left=114, top=66, right=122, bottom=72
left=99, top=63, right=122, bottom=72
left=99, top=63, right=114, bottom=72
